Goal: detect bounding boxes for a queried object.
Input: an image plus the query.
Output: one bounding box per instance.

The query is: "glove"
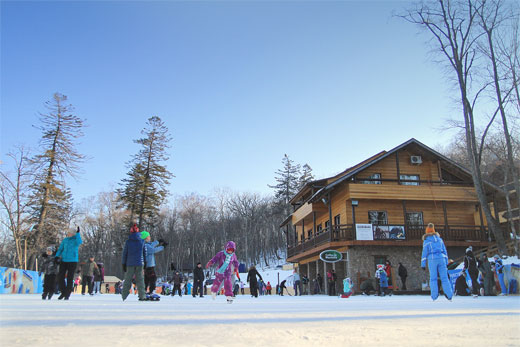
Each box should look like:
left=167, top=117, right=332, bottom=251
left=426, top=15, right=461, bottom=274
left=77, top=226, right=80, bottom=233
left=55, top=257, right=61, bottom=264
left=122, top=264, right=127, bottom=273
left=421, top=267, right=426, bottom=270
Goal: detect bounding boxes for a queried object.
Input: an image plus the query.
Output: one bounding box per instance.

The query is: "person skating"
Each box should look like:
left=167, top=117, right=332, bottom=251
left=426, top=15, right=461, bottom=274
left=206, top=241, right=240, bottom=303
left=39, top=246, right=59, bottom=300
left=477, top=254, right=495, bottom=296
left=454, top=272, right=470, bottom=296
left=493, top=255, right=507, bottom=295
left=171, top=271, right=184, bottom=296
left=193, top=262, right=205, bottom=297
left=377, top=265, right=390, bottom=296
left=341, top=277, right=353, bottom=298
left=141, top=231, right=166, bottom=295
left=462, top=246, right=480, bottom=297
left=56, top=226, right=83, bottom=300
left=81, top=256, right=99, bottom=296
left=121, top=224, right=147, bottom=301
left=292, top=270, right=302, bottom=296
left=279, top=280, right=287, bottom=296
left=421, top=223, right=453, bottom=301
left=247, top=265, right=263, bottom=298
left=398, top=262, right=407, bottom=290
left=94, top=262, right=104, bottom=294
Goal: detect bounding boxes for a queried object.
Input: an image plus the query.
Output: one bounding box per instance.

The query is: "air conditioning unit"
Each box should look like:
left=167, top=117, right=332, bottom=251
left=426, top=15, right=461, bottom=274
left=410, top=155, right=422, bottom=164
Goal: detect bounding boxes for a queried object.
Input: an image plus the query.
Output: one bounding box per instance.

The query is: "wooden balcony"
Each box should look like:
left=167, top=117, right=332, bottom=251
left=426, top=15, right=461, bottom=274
left=348, top=184, right=479, bottom=202
left=287, top=224, right=490, bottom=260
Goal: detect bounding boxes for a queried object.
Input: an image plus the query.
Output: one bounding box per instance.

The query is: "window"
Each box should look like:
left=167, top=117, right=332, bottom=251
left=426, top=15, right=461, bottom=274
left=334, top=214, right=341, bottom=225
left=406, top=212, right=424, bottom=226
left=317, top=224, right=322, bottom=233
left=307, top=229, right=312, bottom=239
left=325, top=220, right=330, bottom=229
left=368, top=211, right=388, bottom=225
left=294, top=230, right=298, bottom=243
left=400, top=174, right=420, bottom=186
left=362, top=173, right=382, bottom=184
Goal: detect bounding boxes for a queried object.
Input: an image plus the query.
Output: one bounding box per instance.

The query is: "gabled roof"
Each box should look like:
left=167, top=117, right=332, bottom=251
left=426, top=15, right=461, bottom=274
left=307, top=138, right=499, bottom=203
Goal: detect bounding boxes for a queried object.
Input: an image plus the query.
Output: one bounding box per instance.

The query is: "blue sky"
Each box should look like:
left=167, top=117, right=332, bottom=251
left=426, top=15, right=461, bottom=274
left=1, top=1, right=459, bottom=203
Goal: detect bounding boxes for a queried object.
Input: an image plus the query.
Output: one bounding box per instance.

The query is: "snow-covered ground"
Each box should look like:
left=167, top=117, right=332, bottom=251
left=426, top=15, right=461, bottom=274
left=1, top=294, right=519, bottom=346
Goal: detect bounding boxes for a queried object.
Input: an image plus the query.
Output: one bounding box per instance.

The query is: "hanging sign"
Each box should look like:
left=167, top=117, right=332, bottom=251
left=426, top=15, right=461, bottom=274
left=319, top=250, right=342, bottom=263
left=356, top=224, right=374, bottom=240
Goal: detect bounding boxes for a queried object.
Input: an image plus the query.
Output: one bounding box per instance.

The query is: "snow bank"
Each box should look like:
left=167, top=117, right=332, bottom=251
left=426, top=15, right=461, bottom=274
left=0, top=294, right=518, bottom=346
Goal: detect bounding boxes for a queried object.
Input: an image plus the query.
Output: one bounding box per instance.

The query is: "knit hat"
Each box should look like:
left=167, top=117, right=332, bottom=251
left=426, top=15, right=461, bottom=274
left=130, top=224, right=139, bottom=233
left=465, top=246, right=472, bottom=254
left=46, top=246, right=54, bottom=253
left=140, top=231, right=150, bottom=240
left=493, top=254, right=500, bottom=259
left=425, top=223, right=435, bottom=234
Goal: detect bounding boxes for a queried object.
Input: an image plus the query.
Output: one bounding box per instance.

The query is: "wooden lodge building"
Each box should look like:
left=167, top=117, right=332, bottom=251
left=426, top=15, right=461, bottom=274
left=281, top=138, right=503, bottom=293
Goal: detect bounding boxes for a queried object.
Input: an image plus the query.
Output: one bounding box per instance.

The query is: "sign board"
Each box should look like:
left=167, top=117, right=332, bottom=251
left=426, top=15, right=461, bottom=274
left=355, top=224, right=374, bottom=240
left=319, top=250, right=342, bottom=263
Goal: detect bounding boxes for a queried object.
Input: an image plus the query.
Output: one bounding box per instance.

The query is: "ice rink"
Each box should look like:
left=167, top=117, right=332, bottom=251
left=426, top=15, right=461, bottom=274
left=1, top=293, right=519, bottom=346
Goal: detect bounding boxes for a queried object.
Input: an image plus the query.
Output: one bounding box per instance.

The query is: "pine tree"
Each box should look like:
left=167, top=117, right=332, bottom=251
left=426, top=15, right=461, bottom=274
left=298, top=163, right=314, bottom=190
left=119, top=116, right=173, bottom=230
left=28, top=93, right=85, bottom=269
left=268, top=154, right=301, bottom=205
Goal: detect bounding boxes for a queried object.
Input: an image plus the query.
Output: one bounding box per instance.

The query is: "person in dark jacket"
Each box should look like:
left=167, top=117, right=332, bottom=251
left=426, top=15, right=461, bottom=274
left=121, top=224, right=147, bottom=301
left=398, top=262, right=408, bottom=290
left=360, top=278, right=376, bottom=295
left=421, top=223, right=453, bottom=301
left=94, top=262, right=104, bottom=294
left=247, top=265, right=263, bottom=298
left=56, top=226, right=83, bottom=300
left=477, top=254, right=495, bottom=296
left=462, top=246, right=480, bottom=297
left=81, top=256, right=99, bottom=296
left=316, top=273, right=323, bottom=294
left=454, top=272, right=470, bottom=296
left=279, top=280, right=287, bottom=296
left=171, top=271, right=183, bottom=297
left=40, top=246, right=59, bottom=300
left=193, top=262, right=205, bottom=297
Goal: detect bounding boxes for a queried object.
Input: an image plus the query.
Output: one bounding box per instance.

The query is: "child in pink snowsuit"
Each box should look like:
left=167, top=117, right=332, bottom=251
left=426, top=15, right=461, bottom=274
left=206, top=241, right=240, bottom=299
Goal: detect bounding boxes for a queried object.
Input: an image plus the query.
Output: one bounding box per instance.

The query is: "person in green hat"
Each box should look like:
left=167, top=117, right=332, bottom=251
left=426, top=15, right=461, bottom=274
left=141, top=230, right=168, bottom=295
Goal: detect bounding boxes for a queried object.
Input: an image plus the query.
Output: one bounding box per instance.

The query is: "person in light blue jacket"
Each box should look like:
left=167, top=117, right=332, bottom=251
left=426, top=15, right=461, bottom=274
left=421, top=223, right=453, bottom=301
left=493, top=255, right=507, bottom=295
left=140, top=230, right=166, bottom=295
left=55, top=227, right=83, bottom=300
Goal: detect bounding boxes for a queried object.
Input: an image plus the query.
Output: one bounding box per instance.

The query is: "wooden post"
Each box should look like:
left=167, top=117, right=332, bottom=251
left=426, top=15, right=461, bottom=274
left=396, top=151, right=401, bottom=184
left=313, top=212, right=316, bottom=247
left=402, top=200, right=408, bottom=234
left=328, top=193, right=333, bottom=242
left=351, top=202, right=357, bottom=226
left=302, top=218, right=305, bottom=244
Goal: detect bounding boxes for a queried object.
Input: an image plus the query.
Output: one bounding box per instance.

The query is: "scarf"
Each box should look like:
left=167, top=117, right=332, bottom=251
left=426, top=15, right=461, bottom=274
left=217, top=251, right=233, bottom=274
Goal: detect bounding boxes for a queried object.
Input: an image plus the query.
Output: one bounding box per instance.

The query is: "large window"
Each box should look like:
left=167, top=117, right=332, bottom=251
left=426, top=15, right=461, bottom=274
left=406, top=212, right=424, bottom=226
left=362, top=173, right=382, bottom=184
left=368, top=211, right=388, bottom=225
left=400, top=174, right=420, bottom=186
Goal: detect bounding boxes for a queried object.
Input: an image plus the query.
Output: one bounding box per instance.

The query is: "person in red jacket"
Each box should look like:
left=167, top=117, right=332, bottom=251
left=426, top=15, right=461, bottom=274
left=384, top=260, right=392, bottom=288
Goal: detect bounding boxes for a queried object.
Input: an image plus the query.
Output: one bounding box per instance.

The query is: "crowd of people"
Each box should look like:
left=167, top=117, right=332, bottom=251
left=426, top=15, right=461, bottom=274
left=38, top=222, right=513, bottom=302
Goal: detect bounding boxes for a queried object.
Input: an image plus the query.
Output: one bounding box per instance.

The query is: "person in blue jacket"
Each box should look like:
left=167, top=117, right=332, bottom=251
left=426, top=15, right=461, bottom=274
left=140, top=230, right=166, bottom=295
left=493, top=255, right=507, bottom=295
left=377, top=265, right=390, bottom=296
left=421, top=223, right=453, bottom=301
left=121, top=224, right=147, bottom=301
left=55, top=226, right=83, bottom=300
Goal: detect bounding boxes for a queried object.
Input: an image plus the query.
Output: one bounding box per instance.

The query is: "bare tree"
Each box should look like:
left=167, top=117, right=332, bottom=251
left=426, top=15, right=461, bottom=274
left=0, top=147, right=34, bottom=268
left=401, top=0, right=509, bottom=254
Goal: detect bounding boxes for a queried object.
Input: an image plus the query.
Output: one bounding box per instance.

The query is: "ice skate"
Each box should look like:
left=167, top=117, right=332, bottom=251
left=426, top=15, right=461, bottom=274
left=211, top=291, right=217, bottom=300
left=226, top=296, right=234, bottom=304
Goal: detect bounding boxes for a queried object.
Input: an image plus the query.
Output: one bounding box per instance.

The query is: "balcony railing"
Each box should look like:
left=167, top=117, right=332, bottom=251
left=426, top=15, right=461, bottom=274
left=287, top=224, right=490, bottom=258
